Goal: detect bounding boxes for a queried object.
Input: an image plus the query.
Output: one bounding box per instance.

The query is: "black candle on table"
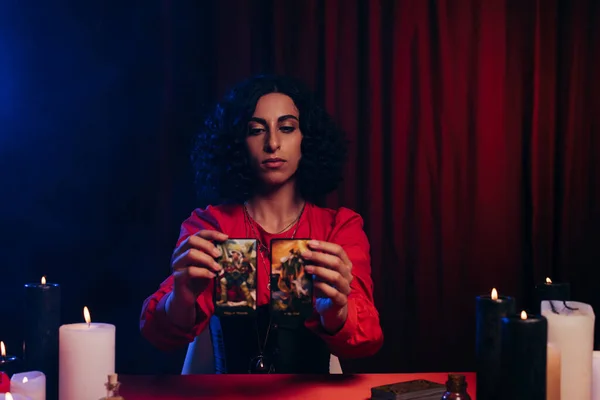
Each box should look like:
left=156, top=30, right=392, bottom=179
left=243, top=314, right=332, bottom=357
left=24, top=276, right=60, bottom=400
left=533, top=277, right=570, bottom=314
left=500, top=311, right=547, bottom=400
left=0, top=340, right=23, bottom=378
left=475, top=288, right=516, bottom=400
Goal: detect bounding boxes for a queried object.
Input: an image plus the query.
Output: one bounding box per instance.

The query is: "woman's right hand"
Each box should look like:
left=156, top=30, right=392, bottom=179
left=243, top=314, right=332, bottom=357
left=170, top=230, right=229, bottom=307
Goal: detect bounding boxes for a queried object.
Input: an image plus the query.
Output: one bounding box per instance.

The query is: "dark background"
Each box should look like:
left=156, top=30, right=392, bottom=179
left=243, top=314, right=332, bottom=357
left=1, top=0, right=598, bottom=375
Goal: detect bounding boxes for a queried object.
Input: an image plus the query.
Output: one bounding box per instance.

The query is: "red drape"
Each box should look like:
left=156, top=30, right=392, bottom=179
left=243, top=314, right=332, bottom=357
left=166, top=0, right=600, bottom=372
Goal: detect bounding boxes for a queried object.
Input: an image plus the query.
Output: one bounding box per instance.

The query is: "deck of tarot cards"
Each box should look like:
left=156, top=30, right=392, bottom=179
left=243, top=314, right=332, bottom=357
left=370, top=379, right=446, bottom=400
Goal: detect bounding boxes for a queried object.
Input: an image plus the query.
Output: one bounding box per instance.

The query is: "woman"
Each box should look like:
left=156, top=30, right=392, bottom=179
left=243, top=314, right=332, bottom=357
left=140, top=75, right=383, bottom=374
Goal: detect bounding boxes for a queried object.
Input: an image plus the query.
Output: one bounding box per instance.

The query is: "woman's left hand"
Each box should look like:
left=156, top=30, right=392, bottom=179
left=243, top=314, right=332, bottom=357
left=303, top=240, right=353, bottom=333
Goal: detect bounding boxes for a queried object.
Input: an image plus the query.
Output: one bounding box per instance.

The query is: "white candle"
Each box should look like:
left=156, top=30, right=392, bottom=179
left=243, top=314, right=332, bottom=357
left=542, top=300, right=595, bottom=400
left=593, top=351, right=600, bottom=400
left=10, top=372, right=45, bottom=400
left=546, top=343, right=561, bottom=400
left=59, top=307, right=115, bottom=400
left=0, top=393, right=32, bottom=400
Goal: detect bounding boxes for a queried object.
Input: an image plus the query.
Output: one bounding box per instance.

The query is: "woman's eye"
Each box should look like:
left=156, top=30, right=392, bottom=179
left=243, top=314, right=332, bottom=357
left=280, top=126, right=296, bottom=133
left=248, top=127, right=264, bottom=136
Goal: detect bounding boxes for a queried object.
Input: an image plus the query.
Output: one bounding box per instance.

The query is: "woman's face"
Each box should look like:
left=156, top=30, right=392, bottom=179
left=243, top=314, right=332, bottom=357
left=245, top=93, right=303, bottom=189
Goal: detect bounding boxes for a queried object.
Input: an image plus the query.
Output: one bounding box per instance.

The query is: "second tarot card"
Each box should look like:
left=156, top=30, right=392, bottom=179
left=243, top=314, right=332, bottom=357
left=270, top=239, right=314, bottom=318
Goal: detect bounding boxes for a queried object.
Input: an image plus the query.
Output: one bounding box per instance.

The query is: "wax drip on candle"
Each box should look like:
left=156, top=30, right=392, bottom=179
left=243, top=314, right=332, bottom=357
left=83, top=306, right=91, bottom=328
left=549, top=300, right=579, bottom=314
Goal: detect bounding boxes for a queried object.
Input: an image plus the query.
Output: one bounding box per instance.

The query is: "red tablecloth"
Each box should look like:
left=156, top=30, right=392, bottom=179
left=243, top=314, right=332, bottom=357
left=119, top=372, right=476, bottom=399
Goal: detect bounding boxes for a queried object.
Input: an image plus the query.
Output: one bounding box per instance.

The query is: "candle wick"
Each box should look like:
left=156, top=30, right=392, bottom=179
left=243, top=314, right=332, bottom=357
left=87, top=322, right=91, bottom=328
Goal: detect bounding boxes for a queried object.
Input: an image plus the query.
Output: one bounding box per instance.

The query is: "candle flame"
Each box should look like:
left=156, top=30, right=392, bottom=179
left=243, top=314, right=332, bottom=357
left=83, top=306, right=91, bottom=325
left=6, top=393, right=13, bottom=400
left=491, top=288, right=498, bottom=300
left=521, top=310, right=528, bottom=320
left=546, top=277, right=552, bottom=284
left=23, top=377, right=28, bottom=383
left=1, top=341, right=5, bottom=357
left=41, top=276, right=46, bottom=285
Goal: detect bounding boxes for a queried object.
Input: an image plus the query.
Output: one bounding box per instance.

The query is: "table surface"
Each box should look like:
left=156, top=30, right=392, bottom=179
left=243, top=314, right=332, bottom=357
left=119, top=372, right=476, bottom=400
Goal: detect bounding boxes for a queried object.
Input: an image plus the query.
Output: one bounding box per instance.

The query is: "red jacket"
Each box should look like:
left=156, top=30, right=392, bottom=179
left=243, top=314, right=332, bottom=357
left=140, top=203, right=383, bottom=359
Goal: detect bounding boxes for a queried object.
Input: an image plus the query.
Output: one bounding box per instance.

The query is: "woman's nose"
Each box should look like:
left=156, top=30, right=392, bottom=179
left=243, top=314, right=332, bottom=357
left=264, top=131, right=281, bottom=152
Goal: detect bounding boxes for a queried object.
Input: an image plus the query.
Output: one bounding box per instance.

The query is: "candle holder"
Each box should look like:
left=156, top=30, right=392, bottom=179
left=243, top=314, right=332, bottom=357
left=102, top=374, right=124, bottom=400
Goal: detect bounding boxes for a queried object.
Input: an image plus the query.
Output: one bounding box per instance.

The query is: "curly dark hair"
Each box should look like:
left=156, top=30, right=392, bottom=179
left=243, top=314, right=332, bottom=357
left=191, top=74, right=348, bottom=205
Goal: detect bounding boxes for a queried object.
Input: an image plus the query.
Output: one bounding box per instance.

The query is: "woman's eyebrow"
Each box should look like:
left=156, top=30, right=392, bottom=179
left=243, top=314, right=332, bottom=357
left=249, top=115, right=299, bottom=124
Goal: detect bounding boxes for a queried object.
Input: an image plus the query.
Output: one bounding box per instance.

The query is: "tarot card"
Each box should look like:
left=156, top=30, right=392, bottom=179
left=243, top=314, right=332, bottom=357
left=270, top=239, right=313, bottom=318
left=213, top=239, right=257, bottom=317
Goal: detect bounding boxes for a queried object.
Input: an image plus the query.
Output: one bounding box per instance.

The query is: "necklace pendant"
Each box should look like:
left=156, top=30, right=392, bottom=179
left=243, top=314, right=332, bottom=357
left=249, top=354, right=274, bottom=374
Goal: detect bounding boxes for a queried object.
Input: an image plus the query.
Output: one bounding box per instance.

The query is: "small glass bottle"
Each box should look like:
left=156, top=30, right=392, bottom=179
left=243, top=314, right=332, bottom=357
left=441, top=374, right=472, bottom=400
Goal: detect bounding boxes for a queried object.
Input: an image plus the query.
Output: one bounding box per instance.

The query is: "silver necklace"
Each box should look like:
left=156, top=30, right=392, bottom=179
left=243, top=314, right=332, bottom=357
left=243, top=203, right=306, bottom=374
left=243, top=203, right=305, bottom=291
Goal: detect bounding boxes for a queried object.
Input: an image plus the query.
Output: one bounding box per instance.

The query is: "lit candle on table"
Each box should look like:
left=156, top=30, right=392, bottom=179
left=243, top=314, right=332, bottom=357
left=23, top=276, right=59, bottom=400
left=534, top=277, right=570, bottom=314
left=10, top=372, right=45, bottom=400
left=59, top=306, right=115, bottom=400
left=500, top=311, right=547, bottom=400
left=542, top=300, right=594, bottom=400
left=0, top=342, right=22, bottom=378
left=475, top=288, right=515, bottom=400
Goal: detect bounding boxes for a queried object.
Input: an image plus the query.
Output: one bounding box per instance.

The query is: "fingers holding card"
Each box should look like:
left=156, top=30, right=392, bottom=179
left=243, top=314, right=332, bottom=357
left=270, top=239, right=313, bottom=318
left=214, top=239, right=257, bottom=317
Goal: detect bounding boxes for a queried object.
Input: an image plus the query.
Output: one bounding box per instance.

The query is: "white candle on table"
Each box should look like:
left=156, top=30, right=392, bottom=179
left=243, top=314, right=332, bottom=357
left=546, top=343, right=561, bottom=400
left=542, top=300, right=595, bottom=400
left=59, top=306, right=115, bottom=400
left=0, top=393, right=32, bottom=400
left=10, top=372, right=45, bottom=400
left=593, top=351, right=600, bottom=400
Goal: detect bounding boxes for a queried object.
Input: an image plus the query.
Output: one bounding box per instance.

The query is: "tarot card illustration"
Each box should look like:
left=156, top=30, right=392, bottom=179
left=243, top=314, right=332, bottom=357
left=270, top=239, right=313, bottom=318
left=214, top=239, right=257, bottom=316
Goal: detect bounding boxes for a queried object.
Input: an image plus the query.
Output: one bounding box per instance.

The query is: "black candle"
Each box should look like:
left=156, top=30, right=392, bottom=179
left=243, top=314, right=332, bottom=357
left=0, top=341, right=23, bottom=378
left=475, top=288, right=516, bottom=400
left=500, top=311, right=547, bottom=400
left=533, top=277, right=570, bottom=314
left=24, top=276, right=60, bottom=400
